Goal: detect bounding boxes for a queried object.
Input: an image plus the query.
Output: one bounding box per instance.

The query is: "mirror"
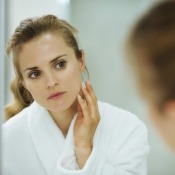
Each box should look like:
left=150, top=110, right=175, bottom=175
left=2, top=1, right=175, bottom=175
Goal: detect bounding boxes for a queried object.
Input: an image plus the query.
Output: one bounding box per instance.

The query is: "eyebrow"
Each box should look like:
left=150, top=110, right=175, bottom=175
left=23, top=54, right=67, bottom=73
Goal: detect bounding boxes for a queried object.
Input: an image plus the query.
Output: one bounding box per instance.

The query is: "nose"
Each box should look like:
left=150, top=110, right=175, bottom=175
left=45, top=72, right=58, bottom=88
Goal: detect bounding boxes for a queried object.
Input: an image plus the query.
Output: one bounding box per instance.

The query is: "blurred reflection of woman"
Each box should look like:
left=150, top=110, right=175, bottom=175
left=127, top=0, right=175, bottom=152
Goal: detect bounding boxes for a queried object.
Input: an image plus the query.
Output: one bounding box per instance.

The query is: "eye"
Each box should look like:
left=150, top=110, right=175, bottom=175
left=55, top=61, right=67, bottom=69
left=28, top=71, right=41, bottom=79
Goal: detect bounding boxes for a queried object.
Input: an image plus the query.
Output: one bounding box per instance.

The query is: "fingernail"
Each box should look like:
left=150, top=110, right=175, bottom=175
left=87, top=79, right=90, bottom=84
left=78, top=94, right=82, bottom=100
left=82, top=82, right=86, bottom=89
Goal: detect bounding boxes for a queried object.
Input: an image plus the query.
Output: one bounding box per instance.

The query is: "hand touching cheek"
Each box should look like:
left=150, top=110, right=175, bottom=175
left=74, top=80, right=100, bottom=168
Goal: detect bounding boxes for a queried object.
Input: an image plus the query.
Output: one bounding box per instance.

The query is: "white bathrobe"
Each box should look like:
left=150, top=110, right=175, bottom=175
left=2, top=101, right=149, bottom=175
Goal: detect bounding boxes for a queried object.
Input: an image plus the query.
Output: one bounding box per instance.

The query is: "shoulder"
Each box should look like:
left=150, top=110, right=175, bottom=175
left=95, top=101, right=149, bottom=155
left=98, top=101, right=144, bottom=126
left=2, top=102, right=37, bottom=140
left=93, top=101, right=149, bottom=171
left=97, top=101, right=148, bottom=140
left=3, top=107, right=28, bottom=131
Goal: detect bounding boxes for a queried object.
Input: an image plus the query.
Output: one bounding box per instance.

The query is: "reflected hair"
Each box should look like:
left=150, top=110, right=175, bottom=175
left=127, top=0, right=175, bottom=111
left=5, top=14, right=88, bottom=120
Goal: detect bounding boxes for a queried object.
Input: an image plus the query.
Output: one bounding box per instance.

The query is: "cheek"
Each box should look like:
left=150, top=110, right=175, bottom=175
left=23, top=80, right=42, bottom=98
left=65, top=67, right=82, bottom=92
left=65, top=65, right=82, bottom=82
left=23, top=80, right=31, bottom=92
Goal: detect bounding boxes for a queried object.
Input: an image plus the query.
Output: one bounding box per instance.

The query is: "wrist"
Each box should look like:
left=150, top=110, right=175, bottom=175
left=75, top=145, right=92, bottom=153
left=75, top=137, right=93, bottom=147
left=74, top=145, right=92, bottom=169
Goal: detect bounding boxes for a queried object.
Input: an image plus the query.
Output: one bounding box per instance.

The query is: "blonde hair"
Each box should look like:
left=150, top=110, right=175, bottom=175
left=127, top=0, right=175, bottom=111
left=5, top=14, right=83, bottom=120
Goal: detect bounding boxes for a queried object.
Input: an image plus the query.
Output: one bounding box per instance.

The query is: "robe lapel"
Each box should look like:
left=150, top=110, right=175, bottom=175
left=28, top=102, right=65, bottom=175
left=57, top=115, right=78, bottom=170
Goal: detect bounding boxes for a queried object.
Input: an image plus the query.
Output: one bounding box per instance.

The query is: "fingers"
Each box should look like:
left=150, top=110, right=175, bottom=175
left=77, top=99, right=83, bottom=118
left=77, top=94, right=90, bottom=119
left=82, top=80, right=97, bottom=104
left=80, top=80, right=98, bottom=118
left=85, top=80, right=97, bottom=101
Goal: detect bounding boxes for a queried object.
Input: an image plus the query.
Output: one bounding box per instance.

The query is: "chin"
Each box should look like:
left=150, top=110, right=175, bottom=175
left=48, top=99, right=77, bottom=112
left=48, top=104, right=70, bottom=112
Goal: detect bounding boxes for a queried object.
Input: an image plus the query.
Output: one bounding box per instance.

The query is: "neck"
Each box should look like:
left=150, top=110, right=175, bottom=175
left=49, top=100, right=77, bottom=137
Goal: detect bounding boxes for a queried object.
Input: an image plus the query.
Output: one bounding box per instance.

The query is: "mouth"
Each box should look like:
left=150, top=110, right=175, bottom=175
left=48, top=92, right=66, bottom=100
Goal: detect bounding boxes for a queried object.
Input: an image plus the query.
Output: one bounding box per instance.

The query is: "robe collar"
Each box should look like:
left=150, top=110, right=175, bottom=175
left=28, top=101, right=77, bottom=174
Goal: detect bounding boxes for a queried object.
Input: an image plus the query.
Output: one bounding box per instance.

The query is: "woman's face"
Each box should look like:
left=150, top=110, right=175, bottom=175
left=18, top=32, right=85, bottom=113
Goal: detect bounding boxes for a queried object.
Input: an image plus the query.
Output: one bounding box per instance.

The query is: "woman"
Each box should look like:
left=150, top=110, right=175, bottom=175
left=127, top=0, right=175, bottom=151
left=2, top=14, right=149, bottom=175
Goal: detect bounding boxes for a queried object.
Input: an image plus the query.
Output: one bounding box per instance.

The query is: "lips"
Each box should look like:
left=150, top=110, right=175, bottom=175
left=48, top=92, right=66, bottom=100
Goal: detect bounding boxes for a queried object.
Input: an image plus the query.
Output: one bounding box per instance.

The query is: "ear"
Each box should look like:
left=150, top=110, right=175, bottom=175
left=79, top=49, right=86, bottom=72
left=164, top=101, right=175, bottom=121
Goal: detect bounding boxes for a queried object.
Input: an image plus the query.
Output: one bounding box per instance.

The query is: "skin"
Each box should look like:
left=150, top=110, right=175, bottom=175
left=18, top=32, right=100, bottom=168
left=148, top=103, right=175, bottom=151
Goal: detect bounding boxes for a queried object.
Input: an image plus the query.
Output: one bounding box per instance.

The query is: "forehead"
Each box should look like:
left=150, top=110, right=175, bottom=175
left=17, top=33, right=73, bottom=69
left=22, top=32, right=67, bottom=51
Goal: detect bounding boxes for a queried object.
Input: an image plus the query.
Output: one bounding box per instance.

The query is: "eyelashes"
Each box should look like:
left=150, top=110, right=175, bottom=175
left=55, top=60, right=67, bottom=69
left=28, top=70, right=41, bottom=79
left=27, top=60, right=67, bottom=79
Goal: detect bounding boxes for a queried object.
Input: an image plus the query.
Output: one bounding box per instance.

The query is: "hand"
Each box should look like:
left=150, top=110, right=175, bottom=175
left=74, top=80, right=100, bottom=168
